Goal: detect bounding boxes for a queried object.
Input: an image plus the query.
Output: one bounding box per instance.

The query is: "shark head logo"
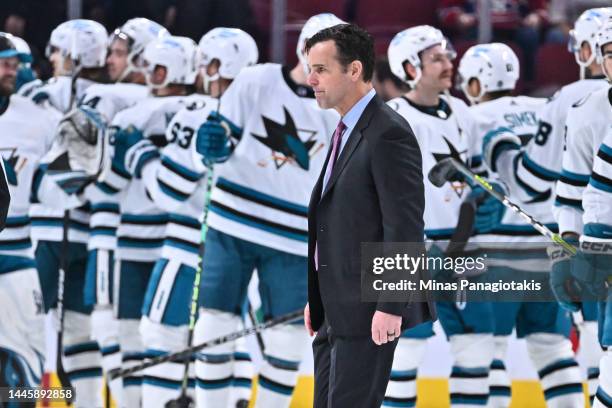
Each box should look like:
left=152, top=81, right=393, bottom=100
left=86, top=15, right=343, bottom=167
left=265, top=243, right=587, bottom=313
left=252, top=107, right=321, bottom=170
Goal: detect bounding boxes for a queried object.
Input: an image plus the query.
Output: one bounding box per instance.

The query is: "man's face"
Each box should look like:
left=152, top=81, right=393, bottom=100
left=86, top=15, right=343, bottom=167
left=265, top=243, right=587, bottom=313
left=107, top=38, right=129, bottom=81
left=602, top=43, right=612, bottom=80
left=307, top=40, right=353, bottom=110
left=418, top=44, right=454, bottom=93
left=0, top=57, right=18, bottom=96
left=49, top=48, right=71, bottom=77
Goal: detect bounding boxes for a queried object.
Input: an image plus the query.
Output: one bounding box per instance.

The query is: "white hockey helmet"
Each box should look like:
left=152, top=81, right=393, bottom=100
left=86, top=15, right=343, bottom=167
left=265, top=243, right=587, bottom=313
left=65, top=19, right=108, bottom=68
left=457, top=43, right=519, bottom=104
left=45, top=21, right=74, bottom=59
left=595, top=18, right=612, bottom=82
left=569, top=8, right=612, bottom=69
left=143, top=35, right=200, bottom=88
left=110, top=18, right=169, bottom=80
left=297, top=13, right=345, bottom=74
left=199, top=28, right=258, bottom=78
left=7, top=35, right=32, bottom=63
left=388, top=25, right=456, bottom=88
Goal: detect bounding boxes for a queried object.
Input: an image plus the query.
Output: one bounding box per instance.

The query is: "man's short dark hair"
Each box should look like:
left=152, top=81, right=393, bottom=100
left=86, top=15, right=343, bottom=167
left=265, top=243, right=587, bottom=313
left=305, top=23, right=375, bottom=82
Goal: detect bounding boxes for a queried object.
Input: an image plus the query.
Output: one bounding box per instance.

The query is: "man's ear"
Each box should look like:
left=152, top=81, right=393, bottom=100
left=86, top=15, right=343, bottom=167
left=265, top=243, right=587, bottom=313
left=580, top=41, right=592, bottom=63
left=403, top=61, right=417, bottom=80
left=350, top=60, right=363, bottom=81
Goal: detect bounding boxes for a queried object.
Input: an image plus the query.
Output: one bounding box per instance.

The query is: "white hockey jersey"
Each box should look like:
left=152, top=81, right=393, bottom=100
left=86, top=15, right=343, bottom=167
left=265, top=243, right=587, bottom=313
left=0, top=96, right=58, bottom=263
left=205, top=64, right=338, bottom=256
left=554, top=86, right=612, bottom=235
left=78, top=83, right=149, bottom=251
left=471, top=96, right=551, bottom=243
left=28, top=76, right=96, bottom=244
left=102, top=94, right=208, bottom=262
left=141, top=97, right=217, bottom=267
left=512, top=78, right=607, bottom=199
left=387, top=94, right=486, bottom=240
left=582, top=131, right=612, bottom=240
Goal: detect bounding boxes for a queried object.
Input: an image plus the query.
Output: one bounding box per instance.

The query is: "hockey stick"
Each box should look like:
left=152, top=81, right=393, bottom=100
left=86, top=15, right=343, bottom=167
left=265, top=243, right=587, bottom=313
left=428, top=157, right=577, bottom=256
left=168, top=99, right=228, bottom=408
left=108, top=309, right=302, bottom=380
left=53, top=59, right=83, bottom=404
left=166, top=166, right=215, bottom=408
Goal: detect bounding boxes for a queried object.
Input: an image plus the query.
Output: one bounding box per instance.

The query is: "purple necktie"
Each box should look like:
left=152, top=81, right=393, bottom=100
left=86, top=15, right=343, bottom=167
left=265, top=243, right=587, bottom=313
left=315, top=120, right=346, bottom=271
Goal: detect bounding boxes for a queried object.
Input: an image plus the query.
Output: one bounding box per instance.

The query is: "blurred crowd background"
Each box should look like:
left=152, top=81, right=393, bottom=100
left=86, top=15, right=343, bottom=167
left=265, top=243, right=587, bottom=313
left=2, top=0, right=612, bottom=99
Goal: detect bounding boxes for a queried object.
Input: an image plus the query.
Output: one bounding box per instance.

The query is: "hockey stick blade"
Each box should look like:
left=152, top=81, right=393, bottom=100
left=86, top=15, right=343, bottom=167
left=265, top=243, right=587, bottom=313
left=428, top=157, right=459, bottom=187
left=108, top=309, right=303, bottom=380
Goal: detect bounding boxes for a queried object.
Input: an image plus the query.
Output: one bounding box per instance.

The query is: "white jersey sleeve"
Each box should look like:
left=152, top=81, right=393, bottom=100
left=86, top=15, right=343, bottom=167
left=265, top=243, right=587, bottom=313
left=582, top=132, right=612, bottom=240
left=554, top=87, right=612, bottom=235
left=516, top=79, right=607, bottom=197
left=0, top=96, right=59, bottom=258
left=141, top=98, right=214, bottom=213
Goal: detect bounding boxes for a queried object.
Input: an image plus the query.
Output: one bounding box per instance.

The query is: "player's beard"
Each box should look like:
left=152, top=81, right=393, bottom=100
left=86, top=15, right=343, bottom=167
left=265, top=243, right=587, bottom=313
left=0, top=74, right=15, bottom=97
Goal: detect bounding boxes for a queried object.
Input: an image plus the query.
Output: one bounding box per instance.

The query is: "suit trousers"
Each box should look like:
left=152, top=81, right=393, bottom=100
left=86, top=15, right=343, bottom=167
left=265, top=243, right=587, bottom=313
left=313, top=320, right=398, bottom=407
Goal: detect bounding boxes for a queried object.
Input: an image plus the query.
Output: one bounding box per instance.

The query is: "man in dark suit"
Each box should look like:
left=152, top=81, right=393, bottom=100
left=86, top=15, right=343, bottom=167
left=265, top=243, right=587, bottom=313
left=303, top=24, right=434, bottom=407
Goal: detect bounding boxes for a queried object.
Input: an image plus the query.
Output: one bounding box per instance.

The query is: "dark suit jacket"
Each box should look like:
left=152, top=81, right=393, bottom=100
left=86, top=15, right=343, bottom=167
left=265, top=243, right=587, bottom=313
left=0, top=160, right=9, bottom=232
left=308, top=94, right=435, bottom=336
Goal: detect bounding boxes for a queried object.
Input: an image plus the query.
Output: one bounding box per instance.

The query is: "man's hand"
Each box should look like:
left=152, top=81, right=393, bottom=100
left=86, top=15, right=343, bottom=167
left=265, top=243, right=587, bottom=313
left=471, top=182, right=506, bottom=234
left=371, top=310, right=401, bottom=345
left=304, top=303, right=314, bottom=336
left=548, top=242, right=581, bottom=312
left=195, top=112, right=235, bottom=166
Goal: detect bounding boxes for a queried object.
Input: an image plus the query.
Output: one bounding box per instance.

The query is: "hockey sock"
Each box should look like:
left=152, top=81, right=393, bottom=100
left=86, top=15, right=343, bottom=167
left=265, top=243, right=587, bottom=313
left=449, top=334, right=493, bottom=407
left=63, top=311, right=104, bottom=408
left=487, top=336, right=511, bottom=408
left=527, top=333, right=584, bottom=408
left=383, top=338, right=427, bottom=407
left=254, top=324, right=308, bottom=408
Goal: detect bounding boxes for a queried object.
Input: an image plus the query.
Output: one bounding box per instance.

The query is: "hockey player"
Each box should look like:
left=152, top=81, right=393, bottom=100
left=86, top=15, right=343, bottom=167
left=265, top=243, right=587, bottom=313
left=459, top=43, right=584, bottom=407
left=191, top=13, right=341, bottom=408
left=574, top=133, right=612, bottom=408
left=4, top=35, right=37, bottom=92
left=75, top=18, right=168, bottom=406
left=482, top=8, right=612, bottom=402
left=557, top=20, right=612, bottom=407
left=0, top=32, right=58, bottom=391
left=98, top=35, right=201, bottom=407
left=385, top=25, right=499, bottom=407
left=109, top=27, right=258, bottom=407
left=29, top=19, right=110, bottom=408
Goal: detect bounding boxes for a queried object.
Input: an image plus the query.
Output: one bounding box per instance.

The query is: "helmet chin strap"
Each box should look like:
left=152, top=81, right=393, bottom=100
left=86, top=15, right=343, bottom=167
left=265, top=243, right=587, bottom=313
left=202, top=66, right=219, bottom=95
left=575, top=50, right=596, bottom=80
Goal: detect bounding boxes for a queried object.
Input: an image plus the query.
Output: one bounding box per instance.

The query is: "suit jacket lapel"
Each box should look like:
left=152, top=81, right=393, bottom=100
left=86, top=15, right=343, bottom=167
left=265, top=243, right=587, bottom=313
left=321, top=95, right=381, bottom=200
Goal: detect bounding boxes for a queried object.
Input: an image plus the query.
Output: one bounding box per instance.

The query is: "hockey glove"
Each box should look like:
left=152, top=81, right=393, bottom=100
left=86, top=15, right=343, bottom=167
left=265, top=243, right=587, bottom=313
left=113, top=126, right=159, bottom=178
left=195, top=112, right=238, bottom=166
left=470, top=182, right=506, bottom=234
left=548, top=239, right=581, bottom=312
left=570, top=237, right=612, bottom=301
left=481, top=127, right=521, bottom=172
